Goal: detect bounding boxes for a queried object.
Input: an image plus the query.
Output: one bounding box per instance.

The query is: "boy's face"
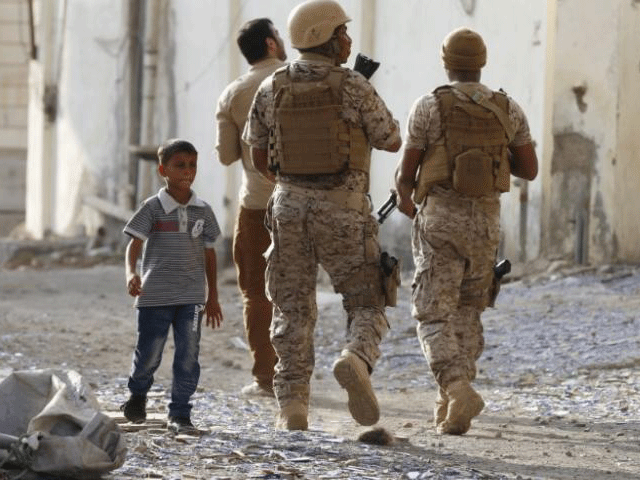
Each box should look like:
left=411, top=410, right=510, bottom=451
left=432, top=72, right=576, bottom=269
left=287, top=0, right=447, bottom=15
left=158, top=152, right=197, bottom=193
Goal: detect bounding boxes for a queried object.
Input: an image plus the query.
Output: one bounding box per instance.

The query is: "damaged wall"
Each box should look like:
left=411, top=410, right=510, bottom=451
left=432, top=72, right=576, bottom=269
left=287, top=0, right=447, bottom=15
left=543, top=0, right=640, bottom=263
left=547, top=132, right=595, bottom=262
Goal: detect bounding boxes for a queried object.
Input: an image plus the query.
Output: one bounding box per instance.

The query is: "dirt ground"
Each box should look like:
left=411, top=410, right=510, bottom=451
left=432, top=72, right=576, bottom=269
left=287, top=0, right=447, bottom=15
left=1, top=251, right=640, bottom=479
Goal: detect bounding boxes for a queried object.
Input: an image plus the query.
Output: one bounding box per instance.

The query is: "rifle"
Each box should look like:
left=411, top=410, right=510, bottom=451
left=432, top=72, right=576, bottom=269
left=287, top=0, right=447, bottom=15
left=353, top=53, right=380, bottom=79
left=377, top=191, right=397, bottom=224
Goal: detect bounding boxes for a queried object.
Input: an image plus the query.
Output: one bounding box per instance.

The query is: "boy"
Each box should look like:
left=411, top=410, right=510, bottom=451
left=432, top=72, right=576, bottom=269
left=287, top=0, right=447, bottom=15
left=120, top=138, right=223, bottom=434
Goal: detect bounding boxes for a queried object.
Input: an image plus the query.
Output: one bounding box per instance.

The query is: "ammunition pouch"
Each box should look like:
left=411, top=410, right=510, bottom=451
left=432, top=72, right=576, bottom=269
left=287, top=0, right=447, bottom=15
left=380, top=252, right=401, bottom=307
left=452, top=148, right=495, bottom=197
left=413, top=139, right=449, bottom=204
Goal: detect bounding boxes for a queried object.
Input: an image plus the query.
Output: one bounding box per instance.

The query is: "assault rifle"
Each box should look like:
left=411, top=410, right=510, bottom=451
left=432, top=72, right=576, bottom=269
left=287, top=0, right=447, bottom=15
left=377, top=191, right=397, bottom=224
left=354, top=53, right=380, bottom=80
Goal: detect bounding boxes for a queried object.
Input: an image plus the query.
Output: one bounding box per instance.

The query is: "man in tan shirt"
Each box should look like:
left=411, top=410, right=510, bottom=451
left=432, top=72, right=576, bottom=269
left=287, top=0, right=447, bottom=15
left=215, top=18, right=286, bottom=397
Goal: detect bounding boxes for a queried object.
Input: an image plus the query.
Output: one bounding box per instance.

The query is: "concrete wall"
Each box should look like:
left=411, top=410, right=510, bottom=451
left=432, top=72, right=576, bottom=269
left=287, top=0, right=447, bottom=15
left=25, top=0, right=129, bottom=239
left=613, top=1, right=640, bottom=261
left=544, top=0, right=640, bottom=263
left=0, top=0, right=30, bottom=235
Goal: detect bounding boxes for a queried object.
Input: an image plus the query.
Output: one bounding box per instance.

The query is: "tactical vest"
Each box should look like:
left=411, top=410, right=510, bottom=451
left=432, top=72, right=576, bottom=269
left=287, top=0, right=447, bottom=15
left=268, top=66, right=371, bottom=177
left=413, top=85, right=514, bottom=202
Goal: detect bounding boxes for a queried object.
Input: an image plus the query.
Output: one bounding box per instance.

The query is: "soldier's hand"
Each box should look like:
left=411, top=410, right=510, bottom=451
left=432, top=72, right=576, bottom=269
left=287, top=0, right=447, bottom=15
left=397, top=196, right=417, bottom=219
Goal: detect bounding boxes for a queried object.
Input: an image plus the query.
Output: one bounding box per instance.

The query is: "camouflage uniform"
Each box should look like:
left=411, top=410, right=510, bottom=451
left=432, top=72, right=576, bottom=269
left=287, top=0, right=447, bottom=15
left=243, top=54, right=400, bottom=407
left=405, top=82, right=532, bottom=388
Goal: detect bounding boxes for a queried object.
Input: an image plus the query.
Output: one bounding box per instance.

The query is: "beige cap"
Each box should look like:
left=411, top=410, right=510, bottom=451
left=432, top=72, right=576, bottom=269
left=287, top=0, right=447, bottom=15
left=288, top=0, right=351, bottom=49
left=441, top=27, right=486, bottom=71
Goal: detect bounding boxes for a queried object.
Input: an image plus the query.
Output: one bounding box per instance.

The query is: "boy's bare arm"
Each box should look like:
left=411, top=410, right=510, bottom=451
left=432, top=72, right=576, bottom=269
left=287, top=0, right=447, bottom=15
left=205, top=248, right=223, bottom=328
left=125, top=237, right=143, bottom=296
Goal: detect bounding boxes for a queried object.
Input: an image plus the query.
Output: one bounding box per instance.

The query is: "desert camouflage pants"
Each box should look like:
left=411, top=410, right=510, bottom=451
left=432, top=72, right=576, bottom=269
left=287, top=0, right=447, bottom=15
left=412, top=193, right=500, bottom=388
left=265, top=185, right=388, bottom=407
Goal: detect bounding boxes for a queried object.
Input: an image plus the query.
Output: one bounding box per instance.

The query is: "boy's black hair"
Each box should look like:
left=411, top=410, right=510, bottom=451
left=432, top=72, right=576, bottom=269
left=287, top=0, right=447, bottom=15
left=237, top=18, right=274, bottom=64
left=157, top=139, right=198, bottom=165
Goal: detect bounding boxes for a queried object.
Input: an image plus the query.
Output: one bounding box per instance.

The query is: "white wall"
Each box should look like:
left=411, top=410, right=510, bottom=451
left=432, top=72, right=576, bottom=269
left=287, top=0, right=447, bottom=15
left=54, top=0, right=129, bottom=235
left=614, top=1, right=640, bottom=261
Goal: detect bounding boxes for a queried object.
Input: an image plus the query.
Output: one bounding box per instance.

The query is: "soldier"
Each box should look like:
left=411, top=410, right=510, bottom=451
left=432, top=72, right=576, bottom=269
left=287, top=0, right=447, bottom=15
left=215, top=18, right=286, bottom=397
left=243, top=0, right=401, bottom=430
left=394, top=27, right=538, bottom=435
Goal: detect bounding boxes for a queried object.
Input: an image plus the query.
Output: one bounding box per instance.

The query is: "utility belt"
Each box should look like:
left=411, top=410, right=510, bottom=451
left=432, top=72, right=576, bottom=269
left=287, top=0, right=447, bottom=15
left=425, top=190, right=500, bottom=217
left=276, top=183, right=371, bottom=215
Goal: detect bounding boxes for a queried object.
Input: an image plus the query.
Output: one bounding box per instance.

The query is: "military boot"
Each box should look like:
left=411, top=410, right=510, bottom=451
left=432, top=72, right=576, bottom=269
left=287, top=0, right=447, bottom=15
left=437, top=379, right=484, bottom=435
left=333, top=351, right=379, bottom=426
left=433, top=386, right=449, bottom=428
left=275, top=383, right=309, bottom=431
left=276, top=400, right=308, bottom=430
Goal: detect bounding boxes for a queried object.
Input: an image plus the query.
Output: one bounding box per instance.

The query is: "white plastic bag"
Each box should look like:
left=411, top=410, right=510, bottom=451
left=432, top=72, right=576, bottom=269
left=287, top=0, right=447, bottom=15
left=0, top=369, right=126, bottom=478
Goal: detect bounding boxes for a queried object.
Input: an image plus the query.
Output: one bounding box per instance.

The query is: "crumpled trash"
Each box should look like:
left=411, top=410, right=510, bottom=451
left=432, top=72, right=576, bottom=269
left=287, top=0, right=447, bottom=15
left=0, top=369, right=126, bottom=478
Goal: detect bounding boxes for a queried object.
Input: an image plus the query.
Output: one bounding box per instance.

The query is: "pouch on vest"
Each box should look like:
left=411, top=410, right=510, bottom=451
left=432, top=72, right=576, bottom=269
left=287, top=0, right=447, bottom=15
left=413, top=139, right=449, bottom=204
left=452, top=148, right=494, bottom=197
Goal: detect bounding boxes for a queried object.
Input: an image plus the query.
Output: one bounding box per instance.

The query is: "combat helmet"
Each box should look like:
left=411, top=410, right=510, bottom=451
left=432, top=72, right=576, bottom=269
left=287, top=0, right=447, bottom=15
left=288, top=0, right=351, bottom=49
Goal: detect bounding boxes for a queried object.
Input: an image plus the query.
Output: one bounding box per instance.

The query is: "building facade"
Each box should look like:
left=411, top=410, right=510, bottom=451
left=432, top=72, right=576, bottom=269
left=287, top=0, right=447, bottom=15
left=9, top=0, right=640, bottom=264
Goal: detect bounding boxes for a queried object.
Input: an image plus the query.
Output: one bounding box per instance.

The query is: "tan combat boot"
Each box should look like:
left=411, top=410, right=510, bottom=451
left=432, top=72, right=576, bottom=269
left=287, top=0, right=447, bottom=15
left=276, top=400, right=308, bottom=430
left=433, top=386, right=448, bottom=428
left=332, top=351, right=379, bottom=426
left=437, top=379, right=484, bottom=435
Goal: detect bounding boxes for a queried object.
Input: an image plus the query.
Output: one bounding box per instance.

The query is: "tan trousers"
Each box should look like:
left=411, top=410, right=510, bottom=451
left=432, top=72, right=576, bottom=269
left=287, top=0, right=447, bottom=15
left=233, top=207, right=276, bottom=389
left=264, top=188, right=388, bottom=407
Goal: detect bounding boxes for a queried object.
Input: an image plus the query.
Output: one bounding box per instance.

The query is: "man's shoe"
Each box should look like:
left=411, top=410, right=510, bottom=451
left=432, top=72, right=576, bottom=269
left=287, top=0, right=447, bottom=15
left=120, top=394, right=146, bottom=423
left=167, top=415, right=197, bottom=434
left=332, top=352, right=379, bottom=426
left=241, top=381, right=275, bottom=398
left=275, top=401, right=308, bottom=431
left=437, top=380, right=484, bottom=435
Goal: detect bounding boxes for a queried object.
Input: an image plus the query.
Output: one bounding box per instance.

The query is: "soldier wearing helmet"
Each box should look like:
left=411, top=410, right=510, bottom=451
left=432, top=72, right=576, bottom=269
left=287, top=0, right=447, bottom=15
left=243, top=0, right=401, bottom=430
left=394, top=27, right=538, bottom=435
